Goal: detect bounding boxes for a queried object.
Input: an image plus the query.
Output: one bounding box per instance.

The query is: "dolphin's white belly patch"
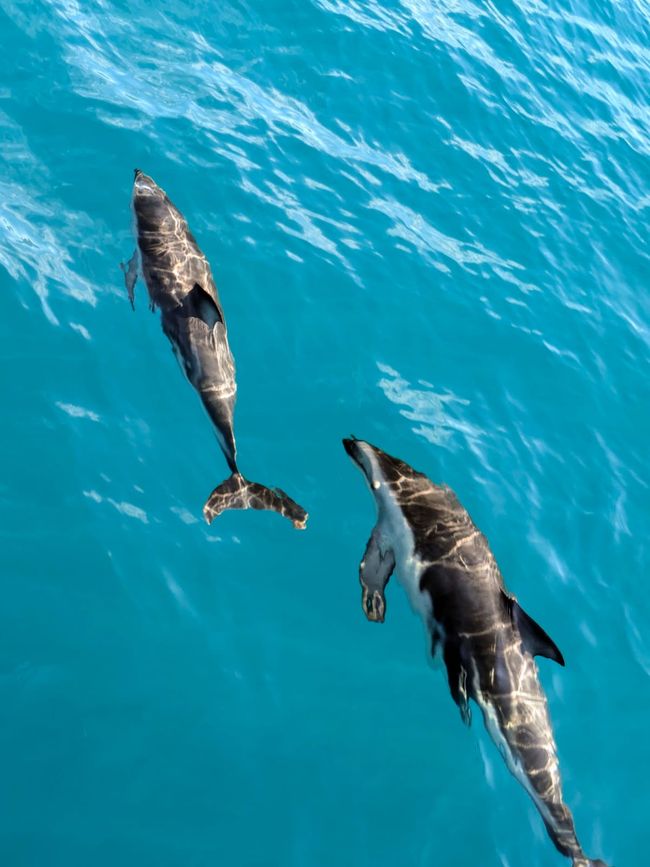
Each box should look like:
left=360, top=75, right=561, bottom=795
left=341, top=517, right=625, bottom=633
left=373, top=487, right=431, bottom=622
left=397, top=547, right=431, bottom=621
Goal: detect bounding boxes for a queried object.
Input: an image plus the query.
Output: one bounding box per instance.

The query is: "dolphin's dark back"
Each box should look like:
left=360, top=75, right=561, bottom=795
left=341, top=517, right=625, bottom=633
left=132, top=171, right=220, bottom=313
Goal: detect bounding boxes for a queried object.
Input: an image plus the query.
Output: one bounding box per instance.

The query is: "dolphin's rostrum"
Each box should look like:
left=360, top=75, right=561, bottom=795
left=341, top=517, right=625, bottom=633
left=343, top=436, right=607, bottom=867
left=123, top=170, right=307, bottom=529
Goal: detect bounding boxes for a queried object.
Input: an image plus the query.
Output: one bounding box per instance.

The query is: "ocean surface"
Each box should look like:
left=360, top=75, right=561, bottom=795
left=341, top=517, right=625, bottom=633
left=1, top=1, right=648, bottom=865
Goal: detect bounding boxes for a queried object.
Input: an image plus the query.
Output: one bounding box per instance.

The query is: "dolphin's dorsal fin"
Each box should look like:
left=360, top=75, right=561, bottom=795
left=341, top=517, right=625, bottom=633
left=184, top=283, right=224, bottom=327
left=506, top=595, right=565, bottom=666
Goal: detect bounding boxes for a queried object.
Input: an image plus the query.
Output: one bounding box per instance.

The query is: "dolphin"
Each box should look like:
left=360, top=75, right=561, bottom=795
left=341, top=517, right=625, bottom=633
left=343, top=436, right=607, bottom=867
left=122, top=169, right=307, bottom=529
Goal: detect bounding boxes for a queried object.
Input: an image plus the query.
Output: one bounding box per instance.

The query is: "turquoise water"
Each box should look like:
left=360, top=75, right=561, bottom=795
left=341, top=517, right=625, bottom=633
left=1, top=0, right=648, bottom=864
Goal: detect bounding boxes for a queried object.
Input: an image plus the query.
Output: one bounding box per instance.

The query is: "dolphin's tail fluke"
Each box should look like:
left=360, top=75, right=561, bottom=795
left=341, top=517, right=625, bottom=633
left=202, top=473, right=308, bottom=529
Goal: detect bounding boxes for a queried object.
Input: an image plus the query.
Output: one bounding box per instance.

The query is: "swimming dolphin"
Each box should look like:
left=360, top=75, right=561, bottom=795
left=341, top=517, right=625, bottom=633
left=122, top=169, right=307, bottom=529
left=343, top=436, right=607, bottom=867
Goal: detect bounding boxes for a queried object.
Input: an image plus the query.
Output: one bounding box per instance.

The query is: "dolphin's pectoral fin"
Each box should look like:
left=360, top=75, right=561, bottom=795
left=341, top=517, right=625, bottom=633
left=443, top=639, right=471, bottom=726
left=430, top=625, right=442, bottom=658
left=359, top=527, right=395, bottom=623
left=505, top=594, right=565, bottom=666
left=120, top=249, right=138, bottom=310
left=458, top=676, right=471, bottom=726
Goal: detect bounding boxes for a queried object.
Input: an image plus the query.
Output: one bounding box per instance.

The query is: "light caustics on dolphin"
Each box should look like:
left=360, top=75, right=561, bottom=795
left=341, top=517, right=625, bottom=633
left=343, top=437, right=607, bottom=867
left=122, top=169, right=307, bottom=529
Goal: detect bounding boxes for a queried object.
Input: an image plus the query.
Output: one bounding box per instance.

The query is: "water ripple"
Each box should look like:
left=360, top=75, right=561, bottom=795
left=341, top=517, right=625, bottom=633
left=0, top=112, right=97, bottom=322
left=377, top=363, right=482, bottom=450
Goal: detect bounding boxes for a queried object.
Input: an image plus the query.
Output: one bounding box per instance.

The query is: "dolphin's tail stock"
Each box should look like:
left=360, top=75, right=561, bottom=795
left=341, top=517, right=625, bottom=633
left=202, top=473, right=308, bottom=529
left=573, top=856, right=609, bottom=866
